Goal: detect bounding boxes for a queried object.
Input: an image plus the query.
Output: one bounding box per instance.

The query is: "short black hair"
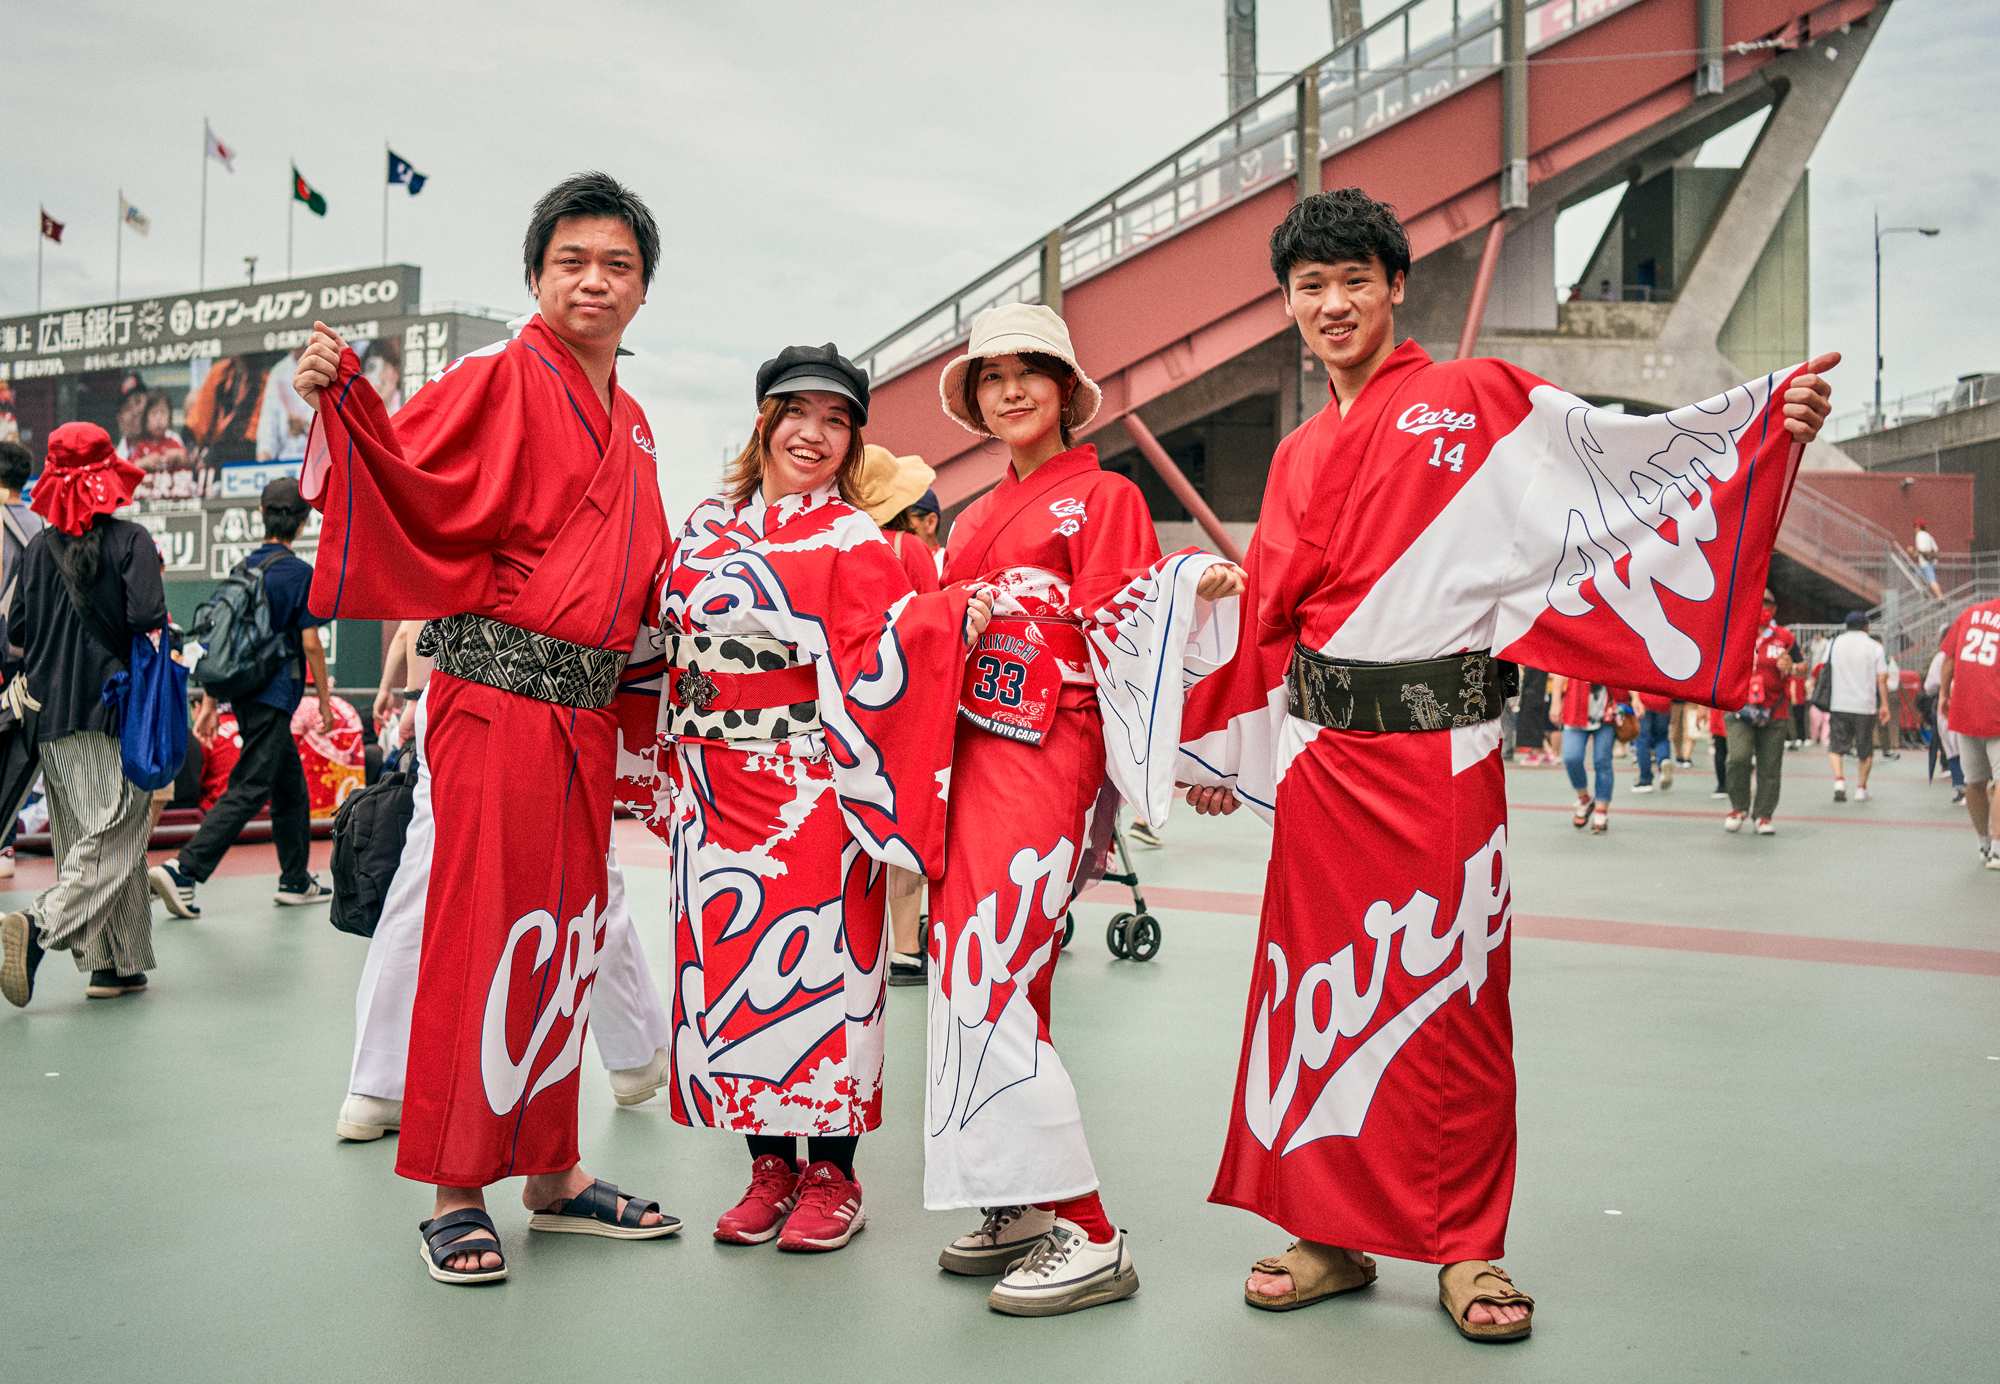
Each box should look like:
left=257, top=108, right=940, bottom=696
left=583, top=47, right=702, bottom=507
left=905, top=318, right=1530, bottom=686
left=0, top=440, right=31, bottom=491
left=523, top=171, right=660, bottom=291
left=1269, top=187, right=1412, bottom=290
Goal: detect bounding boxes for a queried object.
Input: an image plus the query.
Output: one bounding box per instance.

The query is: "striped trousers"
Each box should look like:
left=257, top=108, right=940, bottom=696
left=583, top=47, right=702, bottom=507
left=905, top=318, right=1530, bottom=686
left=33, top=732, right=155, bottom=976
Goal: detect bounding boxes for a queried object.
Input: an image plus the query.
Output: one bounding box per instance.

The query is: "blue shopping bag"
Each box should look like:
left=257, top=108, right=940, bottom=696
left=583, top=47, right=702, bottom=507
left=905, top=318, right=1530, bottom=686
left=101, top=627, right=189, bottom=792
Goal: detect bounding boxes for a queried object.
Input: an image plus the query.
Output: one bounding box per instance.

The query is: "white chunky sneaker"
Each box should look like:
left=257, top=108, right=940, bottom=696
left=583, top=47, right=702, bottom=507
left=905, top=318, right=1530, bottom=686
left=988, top=1220, right=1139, bottom=1317
left=608, top=1046, right=671, bottom=1107
left=939, top=1204, right=1058, bottom=1276
left=1853, top=786, right=1871, bottom=803
left=336, top=1093, right=402, bottom=1141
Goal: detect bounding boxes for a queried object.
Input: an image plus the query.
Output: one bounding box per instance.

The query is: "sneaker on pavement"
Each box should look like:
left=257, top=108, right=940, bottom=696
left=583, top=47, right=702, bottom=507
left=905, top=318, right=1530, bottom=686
left=776, top=1161, right=865, bottom=1252
left=714, top=1155, right=802, bottom=1245
left=1952, top=788, right=1967, bottom=805
left=1631, top=783, right=1654, bottom=793
left=1755, top=818, right=1776, bottom=835
left=1659, top=761, right=1674, bottom=789
left=84, top=969, right=147, bottom=998
left=1853, top=787, right=1871, bottom=803
left=888, top=950, right=928, bottom=987
left=150, top=860, right=200, bottom=918
left=1724, top=812, right=1746, bottom=832
left=1832, top=780, right=1847, bottom=803
left=1709, top=790, right=1729, bottom=799
left=608, top=1045, right=671, bottom=1107
left=275, top=875, right=333, bottom=906
left=939, top=1204, right=1058, bottom=1276
left=1127, top=820, right=1163, bottom=848
left=1, top=911, right=44, bottom=1009
left=988, top=1220, right=1139, bottom=1317
left=336, top=1093, right=403, bottom=1141
left=1986, top=851, right=2000, bottom=872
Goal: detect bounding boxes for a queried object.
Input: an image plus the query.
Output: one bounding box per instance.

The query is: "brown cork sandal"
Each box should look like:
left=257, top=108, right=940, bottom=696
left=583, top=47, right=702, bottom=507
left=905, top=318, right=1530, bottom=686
left=1243, top=1241, right=1376, bottom=1311
left=1438, top=1260, right=1534, bottom=1342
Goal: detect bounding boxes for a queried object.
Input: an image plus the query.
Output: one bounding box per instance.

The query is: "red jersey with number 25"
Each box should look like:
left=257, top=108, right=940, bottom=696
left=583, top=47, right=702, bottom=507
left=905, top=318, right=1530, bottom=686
left=1944, top=599, right=2000, bottom=738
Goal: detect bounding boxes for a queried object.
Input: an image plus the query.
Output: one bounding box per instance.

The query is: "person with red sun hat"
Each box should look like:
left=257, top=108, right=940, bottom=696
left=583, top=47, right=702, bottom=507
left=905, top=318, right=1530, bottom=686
left=1, top=422, right=168, bottom=1009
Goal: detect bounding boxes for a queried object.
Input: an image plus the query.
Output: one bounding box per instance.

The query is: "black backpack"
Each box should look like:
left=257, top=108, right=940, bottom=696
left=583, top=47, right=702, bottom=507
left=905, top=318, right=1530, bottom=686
left=189, top=551, right=292, bottom=702
left=328, top=755, right=420, bottom=938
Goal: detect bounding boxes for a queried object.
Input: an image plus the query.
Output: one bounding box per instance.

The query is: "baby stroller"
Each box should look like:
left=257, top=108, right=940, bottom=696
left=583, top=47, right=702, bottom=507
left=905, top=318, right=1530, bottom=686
left=1057, top=812, right=1162, bottom=962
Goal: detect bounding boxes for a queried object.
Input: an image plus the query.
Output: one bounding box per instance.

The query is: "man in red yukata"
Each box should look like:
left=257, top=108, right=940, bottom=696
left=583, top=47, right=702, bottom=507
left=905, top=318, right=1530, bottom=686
left=1178, top=188, right=1837, bottom=1340
left=294, top=172, right=678, bottom=1285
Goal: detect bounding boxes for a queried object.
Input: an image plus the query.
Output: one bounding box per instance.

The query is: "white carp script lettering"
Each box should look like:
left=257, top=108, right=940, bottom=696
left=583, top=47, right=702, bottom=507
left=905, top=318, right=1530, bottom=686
left=481, top=897, right=603, bottom=1116
left=1243, top=827, right=1510, bottom=1154
left=1396, top=402, right=1479, bottom=436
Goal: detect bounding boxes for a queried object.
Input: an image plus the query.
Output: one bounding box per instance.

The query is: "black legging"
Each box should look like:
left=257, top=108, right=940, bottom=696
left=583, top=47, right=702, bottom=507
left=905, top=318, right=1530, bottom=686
left=746, top=1134, right=858, bottom=1178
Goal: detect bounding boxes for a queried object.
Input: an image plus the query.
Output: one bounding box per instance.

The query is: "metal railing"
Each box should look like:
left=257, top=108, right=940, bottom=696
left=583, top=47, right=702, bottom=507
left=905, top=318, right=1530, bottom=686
left=855, top=0, right=1643, bottom=384
left=1780, top=483, right=1931, bottom=599
left=1832, top=372, right=2000, bottom=440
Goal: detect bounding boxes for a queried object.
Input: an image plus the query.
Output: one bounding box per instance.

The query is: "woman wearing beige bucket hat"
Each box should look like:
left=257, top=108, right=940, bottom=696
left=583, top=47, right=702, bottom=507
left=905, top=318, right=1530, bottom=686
left=635, top=344, right=989, bottom=1256
left=922, top=303, right=1245, bottom=1316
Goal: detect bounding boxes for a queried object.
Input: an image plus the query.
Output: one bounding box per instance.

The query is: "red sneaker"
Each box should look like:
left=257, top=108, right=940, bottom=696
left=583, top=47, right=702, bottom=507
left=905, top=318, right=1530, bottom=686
left=714, top=1155, right=801, bottom=1245
left=776, top=1160, right=866, bottom=1252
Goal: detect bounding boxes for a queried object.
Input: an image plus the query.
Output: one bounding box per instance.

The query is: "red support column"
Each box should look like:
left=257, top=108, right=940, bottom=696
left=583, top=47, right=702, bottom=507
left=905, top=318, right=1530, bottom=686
left=1456, top=218, right=1508, bottom=361
left=1118, top=414, right=1244, bottom=563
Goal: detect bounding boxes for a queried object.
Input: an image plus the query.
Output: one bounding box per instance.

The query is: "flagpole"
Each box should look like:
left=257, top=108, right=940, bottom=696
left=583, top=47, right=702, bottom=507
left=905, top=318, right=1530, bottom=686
left=200, top=118, right=209, bottom=290
left=36, top=206, right=43, bottom=311
left=115, top=189, right=123, bottom=301
left=382, top=140, right=390, bottom=266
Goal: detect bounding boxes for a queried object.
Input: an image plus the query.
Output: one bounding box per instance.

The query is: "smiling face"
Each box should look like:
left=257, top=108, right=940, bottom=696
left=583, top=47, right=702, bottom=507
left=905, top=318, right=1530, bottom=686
left=532, top=214, right=647, bottom=350
left=973, top=353, right=1072, bottom=453
left=1285, top=255, right=1405, bottom=382
left=759, top=391, right=856, bottom=501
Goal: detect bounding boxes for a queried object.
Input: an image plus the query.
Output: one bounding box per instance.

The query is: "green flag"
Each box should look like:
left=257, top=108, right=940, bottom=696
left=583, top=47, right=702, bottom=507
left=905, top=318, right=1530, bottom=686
left=291, top=165, right=327, bottom=217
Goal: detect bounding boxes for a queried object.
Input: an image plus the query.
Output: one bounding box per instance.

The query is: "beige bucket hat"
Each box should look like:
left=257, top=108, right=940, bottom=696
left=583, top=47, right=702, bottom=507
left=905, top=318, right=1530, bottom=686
left=854, top=444, right=937, bottom=526
left=938, top=302, right=1103, bottom=437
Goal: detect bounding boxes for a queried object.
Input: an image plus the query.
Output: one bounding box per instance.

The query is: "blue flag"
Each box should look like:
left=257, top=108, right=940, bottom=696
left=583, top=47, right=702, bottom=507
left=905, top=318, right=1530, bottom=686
left=387, top=150, right=428, bottom=196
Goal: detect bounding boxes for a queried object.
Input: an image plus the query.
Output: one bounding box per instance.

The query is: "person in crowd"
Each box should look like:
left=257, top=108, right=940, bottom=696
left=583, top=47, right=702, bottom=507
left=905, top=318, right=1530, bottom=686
left=294, top=172, right=678, bottom=1284
left=1787, top=640, right=1812, bottom=747
left=855, top=444, right=946, bottom=988
left=1938, top=592, right=2000, bottom=868
left=149, top=478, right=333, bottom=917
left=1669, top=699, right=1699, bottom=767
left=647, top=347, right=980, bottom=1255
left=927, top=303, right=1243, bottom=1316
left=1910, top=519, right=1943, bottom=600
left=1512, top=668, right=1552, bottom=765
left=1925, top=635, right=1966, bottom=805
left=0, top=423, right=167, bottom=1007
left=1876, top=650, right=1903, bottom=760
left=1824, top=610, right=1891, bottom=802
left=1177, top=187, right=1834, bottom=1342
left=1708, top=703, right=1730, bottom=798
left=0, top=439, right=45, bottom=880
left=1723, top=590, right=1799, bottom=834
left=1629, top=690, right=1673, bottom=792
left=1550, top=675, right=1631, bottom=833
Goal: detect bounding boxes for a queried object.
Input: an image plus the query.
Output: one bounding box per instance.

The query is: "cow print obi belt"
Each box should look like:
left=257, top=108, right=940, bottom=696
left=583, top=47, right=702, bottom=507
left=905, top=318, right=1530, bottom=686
left=419, top=613, right=626, bottom=709
left=1286, top=645, right=1518, bottom=733
left=664, top=633, right=822, bottom=743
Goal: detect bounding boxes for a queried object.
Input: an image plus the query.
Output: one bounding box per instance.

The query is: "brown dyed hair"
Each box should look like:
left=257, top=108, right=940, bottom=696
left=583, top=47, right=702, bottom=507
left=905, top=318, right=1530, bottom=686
left=961, top=350, right=1079, bottom=448
left=722, top=394, right=868, bottom=508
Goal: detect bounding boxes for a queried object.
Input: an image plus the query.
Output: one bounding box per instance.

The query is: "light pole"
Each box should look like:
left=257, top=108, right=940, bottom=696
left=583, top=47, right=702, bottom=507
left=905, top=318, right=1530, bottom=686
left=1874, top=213, right=1940, bottom=430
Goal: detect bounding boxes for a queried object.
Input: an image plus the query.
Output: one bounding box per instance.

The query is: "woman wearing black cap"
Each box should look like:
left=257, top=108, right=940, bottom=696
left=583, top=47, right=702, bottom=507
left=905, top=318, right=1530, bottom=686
left=642, top=344, right=986, bottom=1253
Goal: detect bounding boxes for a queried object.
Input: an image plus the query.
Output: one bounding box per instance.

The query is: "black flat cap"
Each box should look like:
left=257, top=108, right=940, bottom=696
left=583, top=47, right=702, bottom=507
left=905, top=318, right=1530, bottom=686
left=755, top=343, right=870, bottom=425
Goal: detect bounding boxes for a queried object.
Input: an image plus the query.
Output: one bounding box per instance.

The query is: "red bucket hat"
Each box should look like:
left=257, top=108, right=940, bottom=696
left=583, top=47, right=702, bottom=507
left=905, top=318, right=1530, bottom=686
left=31, top=422, right=145, bottom=536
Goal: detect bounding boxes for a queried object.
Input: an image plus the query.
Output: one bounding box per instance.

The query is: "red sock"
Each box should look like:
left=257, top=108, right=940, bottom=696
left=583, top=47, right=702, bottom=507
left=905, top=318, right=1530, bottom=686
left=1049, top=1192, right=1116, bottom=1244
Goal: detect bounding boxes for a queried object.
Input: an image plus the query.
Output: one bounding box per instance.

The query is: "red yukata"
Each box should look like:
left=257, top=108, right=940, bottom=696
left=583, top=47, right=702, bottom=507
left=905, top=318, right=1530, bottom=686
left=1179, top=342, right=1809, bottom=1261
left=651, top=486, right=968, bottom=1137
left=302, top=316, right=667, bottom=1187
left=926, top=444, right=1216, bottom=1210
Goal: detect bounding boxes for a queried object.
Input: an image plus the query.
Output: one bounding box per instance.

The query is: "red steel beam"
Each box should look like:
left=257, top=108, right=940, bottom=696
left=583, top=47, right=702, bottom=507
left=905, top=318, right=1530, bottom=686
left=1457, top=218, right=1509, bottom=360
left=1118, top=414, right=1244, bottom=564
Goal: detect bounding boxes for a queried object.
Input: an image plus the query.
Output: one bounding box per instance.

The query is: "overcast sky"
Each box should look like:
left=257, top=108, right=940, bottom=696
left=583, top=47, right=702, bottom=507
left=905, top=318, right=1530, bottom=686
left=4, top=0, right=1989, bottom=516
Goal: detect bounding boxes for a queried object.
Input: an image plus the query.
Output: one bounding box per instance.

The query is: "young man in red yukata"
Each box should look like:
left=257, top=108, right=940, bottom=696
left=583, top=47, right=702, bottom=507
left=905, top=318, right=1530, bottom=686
left=1178, top=188, right=1837, bottom=1340
left=293, top=172, right=677, bottom=1284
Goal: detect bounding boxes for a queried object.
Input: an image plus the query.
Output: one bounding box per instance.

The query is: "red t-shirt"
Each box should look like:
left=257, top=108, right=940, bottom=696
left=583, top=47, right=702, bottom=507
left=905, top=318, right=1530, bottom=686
left=1944, top=599, right=2000, bottom=738
left=1746, top=619, right=1799, bottom=711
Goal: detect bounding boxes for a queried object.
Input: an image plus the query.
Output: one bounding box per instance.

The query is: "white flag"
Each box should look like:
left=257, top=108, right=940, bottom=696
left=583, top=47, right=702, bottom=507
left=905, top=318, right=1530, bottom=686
left=120, top=194, right=150, bottom=236
left=204, top=121, right=237, bottom=172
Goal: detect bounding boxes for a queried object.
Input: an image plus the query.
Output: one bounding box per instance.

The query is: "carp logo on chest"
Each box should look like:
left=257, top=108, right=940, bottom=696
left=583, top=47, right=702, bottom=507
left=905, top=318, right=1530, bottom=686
left=632, top=425, right=658, bottom=459
left=1395, top=403, right=1478, bottom=436
left=1242, top=826, right=1510, bottom=1155
left=1049, top=497, right=1085, bottom=537
left=480, top=896, right=605, bottom=1117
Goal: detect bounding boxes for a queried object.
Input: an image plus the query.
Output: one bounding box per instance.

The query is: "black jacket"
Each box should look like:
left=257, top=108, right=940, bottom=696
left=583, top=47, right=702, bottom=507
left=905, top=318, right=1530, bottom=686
left=8, top=518, right=169, bottom=742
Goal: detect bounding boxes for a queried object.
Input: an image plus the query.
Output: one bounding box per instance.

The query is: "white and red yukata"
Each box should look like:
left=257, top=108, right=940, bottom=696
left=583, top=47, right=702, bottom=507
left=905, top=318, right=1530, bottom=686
left=642, top=485, right=969, bottom=1138
left=302, top=314, right=668, bottom=1187
left=1179, top=341, right=1811, bottom=1262
left=926, top=444, right=1236, bottom=1210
